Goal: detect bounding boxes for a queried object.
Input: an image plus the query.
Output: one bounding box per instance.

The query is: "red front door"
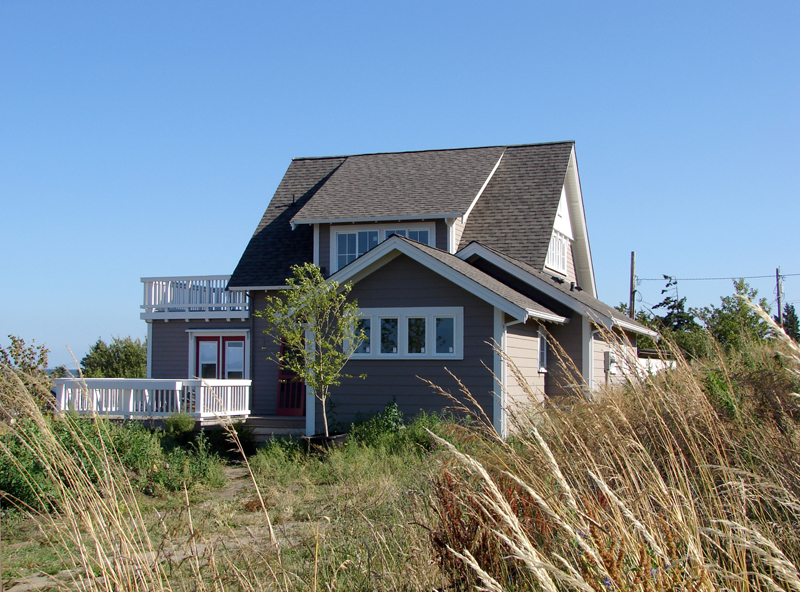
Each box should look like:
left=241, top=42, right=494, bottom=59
left=276, top=340, right=305, bottom=416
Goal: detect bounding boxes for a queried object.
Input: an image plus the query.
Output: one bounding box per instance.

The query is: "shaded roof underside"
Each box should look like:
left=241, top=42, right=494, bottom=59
left=467, top=242, right=653, bottom=334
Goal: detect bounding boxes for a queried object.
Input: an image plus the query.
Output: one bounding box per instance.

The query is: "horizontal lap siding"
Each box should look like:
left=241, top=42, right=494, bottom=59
left=324, top=255, right=494, bottom=431
left=319, top=225, right=330, bottom=275
left=545, top=315, right=583, bottom=397
left=506, top=321, right=545, bottom=412
left=150, top=319, right=251, bottom=380
left=250, top=291, right=281, bottom=415
left=593, top=334, right=610, bottom=388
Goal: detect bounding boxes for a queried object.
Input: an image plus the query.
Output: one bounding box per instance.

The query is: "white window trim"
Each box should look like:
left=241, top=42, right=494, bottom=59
left=544, top=229, right=570, bottom=275
left=186, top=329, right=250, bottom=380
left=330, top=222, right=436, bottom=273
left=351, top=307, right=463, bottom=360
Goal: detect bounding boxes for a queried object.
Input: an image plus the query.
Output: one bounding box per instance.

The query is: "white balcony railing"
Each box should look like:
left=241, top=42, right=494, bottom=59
left=53, top=378, right=251, bottom=420
left=141, top=275, right=249, bottom=321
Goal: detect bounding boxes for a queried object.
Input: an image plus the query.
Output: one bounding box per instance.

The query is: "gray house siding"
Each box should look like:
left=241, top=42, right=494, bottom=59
left=149, top=318, right=251, bottom=380
left=317, top=254, right=495, bottom=432
left=250, top=291, right=282, bottom=416
left=318, top=225, right=330, bottom=275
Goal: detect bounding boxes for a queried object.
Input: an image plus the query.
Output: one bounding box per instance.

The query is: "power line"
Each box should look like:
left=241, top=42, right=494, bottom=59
left=638, top=273, right=800, bottom=282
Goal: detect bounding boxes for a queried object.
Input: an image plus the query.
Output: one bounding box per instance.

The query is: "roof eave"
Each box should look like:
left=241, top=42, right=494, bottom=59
left=291, top=213, right=464, bottom=226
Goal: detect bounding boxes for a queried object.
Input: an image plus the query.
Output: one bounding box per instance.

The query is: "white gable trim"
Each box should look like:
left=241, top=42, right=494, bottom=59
left=564, top=146, right=597, bottom=297
left=328, top=236, right=567, bottom=324
left=463, top=151, right=505, bottom=224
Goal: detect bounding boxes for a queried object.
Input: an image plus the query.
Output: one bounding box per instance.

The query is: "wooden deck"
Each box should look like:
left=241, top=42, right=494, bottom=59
left=245, top=416, right=306, bottom=441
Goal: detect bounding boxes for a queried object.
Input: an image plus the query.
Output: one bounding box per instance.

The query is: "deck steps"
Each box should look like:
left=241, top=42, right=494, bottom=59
left=245, top=416, right=305, bottom=441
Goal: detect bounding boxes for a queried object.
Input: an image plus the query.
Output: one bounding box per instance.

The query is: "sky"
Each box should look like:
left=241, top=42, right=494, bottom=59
left=1, top=1, right=798, bottom=368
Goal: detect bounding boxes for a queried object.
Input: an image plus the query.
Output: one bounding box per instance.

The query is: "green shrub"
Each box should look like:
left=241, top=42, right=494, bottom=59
left=349, top=401, right=441, bottom=453
left=163, top=412, right=196, bottom=444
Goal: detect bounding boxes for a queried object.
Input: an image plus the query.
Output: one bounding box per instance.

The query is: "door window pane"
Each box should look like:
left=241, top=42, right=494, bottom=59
left=407, top=318, right=426, bottom=354
left=381, top=318, right=398, bottom=354
left=435, top=317, right=455, bottom=354
left=199, top=341, right=218, bottom=378
left=225, top=340, right=244, bottom=379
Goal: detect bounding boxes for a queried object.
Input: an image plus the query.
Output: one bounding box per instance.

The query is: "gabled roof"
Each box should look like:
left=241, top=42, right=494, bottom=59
left=458, top=142, right=575, bottom=271
left=228, top=141, right=582, bottom=289
left=290, top=146, right=505, bottom=225
left=229, top=157, right=345, bottom=288
left=329, top=235, right=568, bottom=324
left=458, top=242, right=658, bottom=338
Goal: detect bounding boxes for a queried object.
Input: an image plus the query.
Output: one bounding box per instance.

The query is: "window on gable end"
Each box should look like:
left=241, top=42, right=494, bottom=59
left=544, top=230, right=569, bottom=275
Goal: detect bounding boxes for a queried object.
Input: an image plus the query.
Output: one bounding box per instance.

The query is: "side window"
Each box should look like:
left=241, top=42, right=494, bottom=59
left=544, top=230, right=569, bottom=275
left=435, top=317, right=455, bottom=354
left=407, top=317, right=426, bottom=354
left=538, top=330, right=548, bottom=372
left=351, top=308, right=462, bottom=359
left=355, top=318, right=371, bottom=354
left=380, top=318, right=399, bottom=354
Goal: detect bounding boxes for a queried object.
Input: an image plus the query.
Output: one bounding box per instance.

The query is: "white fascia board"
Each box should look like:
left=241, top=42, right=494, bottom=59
left=329, top=237, right=533, bottom=322
left=227, top=285, right=288, bottom=291
left=564, top=147, right=597, bottom=298
left=527, top=308, right=569, bottom=324
left=614, top=318, right=660, bottom=339
left=457, top=243, right=614, bottom=329
left=291, top=212, right=463, bottom=226
left=463, top=151, right=505, bottom=223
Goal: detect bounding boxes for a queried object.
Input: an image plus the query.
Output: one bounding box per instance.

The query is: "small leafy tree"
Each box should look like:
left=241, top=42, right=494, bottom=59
left=698, top=279, right=770, bottom=351
left=81, top=336, right=147, bottom=378
left=0, top=335, right=53, bottom=408
left=257, top=263, right=365, bottom=437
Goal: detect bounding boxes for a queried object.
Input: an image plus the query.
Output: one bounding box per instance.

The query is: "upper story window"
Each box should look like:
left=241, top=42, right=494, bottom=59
left=331, top=222, right=435, bottom=272
left=544, top=230, right=570, bottom=275
left=351, top=307, right=463, bottom=360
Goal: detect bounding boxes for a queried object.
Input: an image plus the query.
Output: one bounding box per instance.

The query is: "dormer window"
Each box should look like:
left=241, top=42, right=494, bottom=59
left=545, top=230, right=569, bottom=275
left=331, top=222, right=435, bottom=272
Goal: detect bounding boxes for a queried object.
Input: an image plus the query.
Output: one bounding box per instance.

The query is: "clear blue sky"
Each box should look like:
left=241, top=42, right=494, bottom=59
left=2, top=1, right=798, bottom=368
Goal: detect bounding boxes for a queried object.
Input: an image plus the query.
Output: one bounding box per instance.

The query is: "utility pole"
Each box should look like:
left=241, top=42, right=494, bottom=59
left=629, top=251, right=636, bottom=318
left=777, top=267, right=784, bottom=326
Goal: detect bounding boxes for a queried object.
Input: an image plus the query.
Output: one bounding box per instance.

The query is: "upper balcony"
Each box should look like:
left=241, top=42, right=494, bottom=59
left=141, top=276, right=249, bottom=321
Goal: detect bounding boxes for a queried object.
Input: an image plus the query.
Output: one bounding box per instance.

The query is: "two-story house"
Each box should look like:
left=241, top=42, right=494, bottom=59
left=140, top=141, right=655, bottom=437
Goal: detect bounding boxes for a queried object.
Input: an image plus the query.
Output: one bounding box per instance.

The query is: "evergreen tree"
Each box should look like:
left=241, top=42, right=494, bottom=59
left=777, top=303, right=800, bottom=341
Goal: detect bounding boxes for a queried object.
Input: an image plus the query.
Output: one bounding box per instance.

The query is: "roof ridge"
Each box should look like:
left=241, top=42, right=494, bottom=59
left=291, top=140, right=574, bottom=161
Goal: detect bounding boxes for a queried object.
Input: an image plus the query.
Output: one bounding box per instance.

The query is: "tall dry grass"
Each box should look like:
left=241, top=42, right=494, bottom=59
left=428, top=301, right=800, bottom=591
left=0, top=367, right=443, bottom=591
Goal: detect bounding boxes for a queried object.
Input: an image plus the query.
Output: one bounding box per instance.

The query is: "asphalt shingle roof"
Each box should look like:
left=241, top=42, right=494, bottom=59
left=290, top=146, right=505, bottom=224
left=398, top=237, right=563, bottom=321
left=468, top=242, right=653, bottom=334
left=228, top=157, right=345, bottom=288
left=458, top=142, right=574, bottom=269
left=229, top=141, right=575, bottom=288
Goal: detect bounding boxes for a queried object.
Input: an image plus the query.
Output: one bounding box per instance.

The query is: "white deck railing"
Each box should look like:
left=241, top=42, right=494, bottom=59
left=53, top=378, right=251, bottom=420
left=141, top=275, right=249, bottom=320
